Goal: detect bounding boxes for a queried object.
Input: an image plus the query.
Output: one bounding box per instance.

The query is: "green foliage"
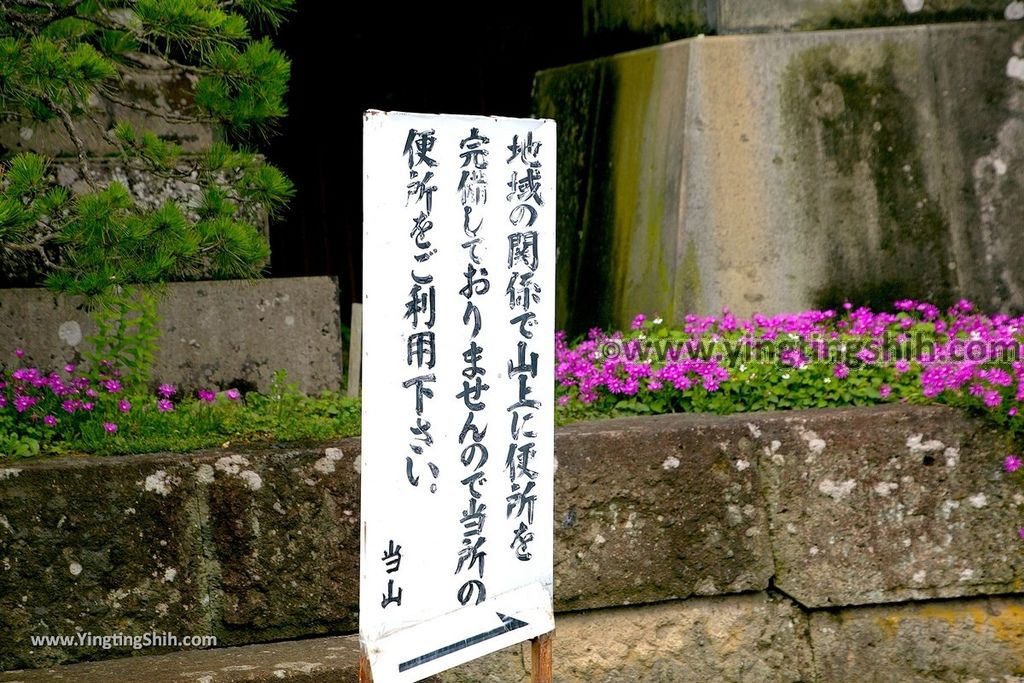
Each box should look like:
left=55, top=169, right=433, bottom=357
left=0, top=429, right=41, bottom=460
left=234, top=370, right=362, bottom=444
left=84, top=289, right=161, bottom=388
left=0, top=369, right=360, bottom=458
left=0, top=0, right=295, bottom=296
left=195, top=38, right=290, bottom=136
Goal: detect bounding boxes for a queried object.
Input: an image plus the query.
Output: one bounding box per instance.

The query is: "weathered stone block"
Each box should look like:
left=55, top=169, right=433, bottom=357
left=0, top=59, right=213, bottom=158
left=439, top=594, right=813, bottom=683
left=0, top=276, right=343, bottom=393
left=535, top=22, right=1024, bottom=334
left=204, top=442, right=361, bottom=643
left=718, top=0, right=1010, bottom=32
left=51, top=159, right=270, bottom=241
left=810, top=596, right=1024, bottom=681
left=553, top=414, right=774, bottom=610
left=583, top=0, right=710, bottom=43
left=754, top=405, right=1024, bottom=607
left=0, top=456, right=211, bottom=670
left=581, top=0, right=1012, bottom=43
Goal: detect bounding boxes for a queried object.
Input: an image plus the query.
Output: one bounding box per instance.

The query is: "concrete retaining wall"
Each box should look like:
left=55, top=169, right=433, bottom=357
left=1, top=405, right=1022, bottom=680
left=0, top=277, right=343, bottom=393
left=535, top=21, right=1024, bottom=334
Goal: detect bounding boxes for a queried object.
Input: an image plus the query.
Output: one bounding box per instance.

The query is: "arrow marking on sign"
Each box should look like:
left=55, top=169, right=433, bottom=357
left=398, top=612, right=529, bottom=672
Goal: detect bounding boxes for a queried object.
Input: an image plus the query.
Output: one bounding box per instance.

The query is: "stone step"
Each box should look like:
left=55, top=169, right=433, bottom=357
left=5, top=592, right=1024, bottom=682
left=0, top=636, right=362, bottom=683
left=534, top=21, right=1024, bottom=334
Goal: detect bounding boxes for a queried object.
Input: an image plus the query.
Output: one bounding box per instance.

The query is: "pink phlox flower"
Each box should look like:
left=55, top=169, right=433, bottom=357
left=983, top=389, right=1002, bottom=408
left=13, top=395, right=36, bottom=413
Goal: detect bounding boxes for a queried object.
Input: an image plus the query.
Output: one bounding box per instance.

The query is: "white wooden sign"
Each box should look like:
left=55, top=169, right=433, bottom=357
left=360, top=111, right=556, bottom=682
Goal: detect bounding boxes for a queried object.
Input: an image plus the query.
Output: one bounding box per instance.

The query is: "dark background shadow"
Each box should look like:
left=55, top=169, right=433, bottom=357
left=266, top=1, right=585, bottom=322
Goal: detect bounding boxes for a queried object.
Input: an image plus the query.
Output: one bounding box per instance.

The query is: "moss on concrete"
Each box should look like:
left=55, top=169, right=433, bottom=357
left=805, top=0, right=1007, bottom=30
left=782, top=42, right=954, bottom=311
left=583, top=0, right=708, bottom=51
left=608, top=50, right=659, bottom=325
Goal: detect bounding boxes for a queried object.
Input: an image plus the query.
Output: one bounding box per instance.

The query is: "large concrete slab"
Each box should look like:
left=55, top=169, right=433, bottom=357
left=0, top=277, right=343, bottom=393
left=553, top=413, right=774, bottom=609
left=752, top=405, right=1024, bottom=607
left=0, top=456, right=212, bottom=670
left=810, top=596, right=1024, bottom=681
left=206, top=446, right=361, bottom=643
left=582, top=0, right=1013, bottom=44
left=535, top=22, right=1024, bottom=334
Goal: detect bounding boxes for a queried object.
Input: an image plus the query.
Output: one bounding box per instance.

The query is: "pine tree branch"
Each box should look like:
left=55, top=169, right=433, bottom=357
left=41, top=94, right=97, bottom=191
left=3, top=236, right=59, bottom=271
left=99, top=89, right=201, bottom=125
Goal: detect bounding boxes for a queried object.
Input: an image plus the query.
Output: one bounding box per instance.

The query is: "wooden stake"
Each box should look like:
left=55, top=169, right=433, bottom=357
left=347, top=302, right=363, bottom=398
left=530, top=631, right=553, bottom=682
left=359, top=646, right=373, bottom=683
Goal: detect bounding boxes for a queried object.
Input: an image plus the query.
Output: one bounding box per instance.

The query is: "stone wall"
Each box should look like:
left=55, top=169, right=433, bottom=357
left=583, top=0, right=1015, bottom=45
left=535, top=21, right=1024, bottom=334
left=1, top=405, right=1022, bottom=680
left=0, top=277, right=343, bottom=393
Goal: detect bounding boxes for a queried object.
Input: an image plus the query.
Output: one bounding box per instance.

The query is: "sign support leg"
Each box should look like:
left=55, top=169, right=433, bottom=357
left=531, top=631, right=553, bottom=682
left=347, top=302, right=362, bottom=398
left=359, top=646, right=373, bottom=683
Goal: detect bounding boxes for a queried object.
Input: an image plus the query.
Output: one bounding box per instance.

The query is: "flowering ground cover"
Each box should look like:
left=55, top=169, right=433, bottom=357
left=5, top=299, right=1024, bottom=479
left=555, top=300, right=1024, bottom=431
left=555, top=300, right=1024, bottom=538
left=0, top=363, right=359, bottom=457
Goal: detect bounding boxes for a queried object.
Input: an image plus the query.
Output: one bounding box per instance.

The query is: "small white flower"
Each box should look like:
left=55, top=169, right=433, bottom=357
left=824, top=377, right=832, bottom=384
left=781, top=373, right=790, bottom=380
left=739, top=364, right=747, bottom=372
left=653, top=317, right=663, bottom=325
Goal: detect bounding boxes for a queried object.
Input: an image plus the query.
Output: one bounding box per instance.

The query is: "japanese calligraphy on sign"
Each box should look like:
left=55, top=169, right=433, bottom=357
left=361, top=111, right=556, bottom=682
